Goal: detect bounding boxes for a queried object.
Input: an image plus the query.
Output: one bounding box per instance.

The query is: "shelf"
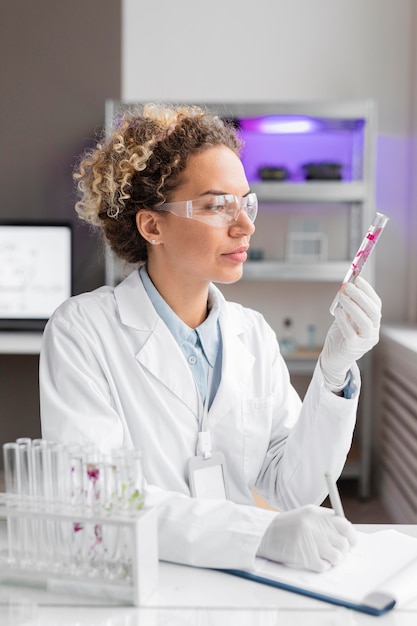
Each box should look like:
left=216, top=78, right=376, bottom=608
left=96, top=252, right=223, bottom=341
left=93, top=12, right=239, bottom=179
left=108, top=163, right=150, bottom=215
left=0, top=332, right=43, bottom=355
left=199, top=99, right=375, bottom=121
left=252, top=181, right=367, bottom=203
left=284, top=347, right=321, bottom=375
left=243, top=260, right=347, bottom=282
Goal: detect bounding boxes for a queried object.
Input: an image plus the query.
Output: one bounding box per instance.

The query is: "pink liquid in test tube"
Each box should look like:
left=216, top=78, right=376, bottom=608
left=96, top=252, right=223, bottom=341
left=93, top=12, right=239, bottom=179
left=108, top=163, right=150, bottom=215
left=330, top=212, right=389, bottom=315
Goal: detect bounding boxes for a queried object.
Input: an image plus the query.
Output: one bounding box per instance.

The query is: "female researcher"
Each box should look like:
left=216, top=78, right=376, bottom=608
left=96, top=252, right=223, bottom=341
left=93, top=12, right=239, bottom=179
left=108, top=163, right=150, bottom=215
left=40, top=103, right=381, bottom=573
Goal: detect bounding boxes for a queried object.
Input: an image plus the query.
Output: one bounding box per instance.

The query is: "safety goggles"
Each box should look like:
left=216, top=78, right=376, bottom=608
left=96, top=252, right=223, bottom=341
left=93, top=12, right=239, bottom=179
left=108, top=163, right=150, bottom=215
left=157, top=192, right=258, bottom=227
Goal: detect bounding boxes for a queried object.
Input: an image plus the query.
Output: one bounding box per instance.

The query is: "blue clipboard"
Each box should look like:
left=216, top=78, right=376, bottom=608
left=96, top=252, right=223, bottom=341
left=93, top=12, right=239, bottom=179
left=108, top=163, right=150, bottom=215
left=221, top=569, right=396, bottom=616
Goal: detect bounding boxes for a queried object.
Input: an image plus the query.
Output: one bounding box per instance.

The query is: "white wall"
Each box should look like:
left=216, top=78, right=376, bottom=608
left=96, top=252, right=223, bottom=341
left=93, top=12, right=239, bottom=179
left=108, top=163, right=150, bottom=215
left=122, top=0, right=416, bottom=336
left=0, top=0, right=122, bottom=456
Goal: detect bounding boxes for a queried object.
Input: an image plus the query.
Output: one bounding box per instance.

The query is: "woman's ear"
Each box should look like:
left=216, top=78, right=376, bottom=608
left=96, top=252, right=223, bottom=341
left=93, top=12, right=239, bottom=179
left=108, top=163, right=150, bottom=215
left=136, top=210, right=162, bottom=245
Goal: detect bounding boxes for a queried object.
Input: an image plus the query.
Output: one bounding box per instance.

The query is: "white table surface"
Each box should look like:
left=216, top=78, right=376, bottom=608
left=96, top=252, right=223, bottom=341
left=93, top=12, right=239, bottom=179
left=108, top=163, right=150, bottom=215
left=1, top=522, right=417, bottom=625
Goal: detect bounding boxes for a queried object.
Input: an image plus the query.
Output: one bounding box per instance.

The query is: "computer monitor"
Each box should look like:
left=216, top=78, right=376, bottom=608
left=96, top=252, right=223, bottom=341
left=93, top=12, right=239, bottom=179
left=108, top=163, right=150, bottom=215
left=0, top=221, right=72, bottom=330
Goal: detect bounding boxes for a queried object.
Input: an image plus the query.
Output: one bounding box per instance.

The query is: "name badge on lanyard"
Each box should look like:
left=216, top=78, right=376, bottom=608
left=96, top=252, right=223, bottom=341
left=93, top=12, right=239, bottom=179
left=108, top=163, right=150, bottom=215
left=187, top=367, right=230, bottom=500
left=188, top=450, right=230, bottom=500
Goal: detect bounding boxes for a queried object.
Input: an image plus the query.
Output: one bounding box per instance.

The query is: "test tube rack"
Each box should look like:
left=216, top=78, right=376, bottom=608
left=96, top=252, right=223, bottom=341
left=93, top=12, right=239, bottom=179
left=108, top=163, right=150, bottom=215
left=0, top=493, right=158, bottom=606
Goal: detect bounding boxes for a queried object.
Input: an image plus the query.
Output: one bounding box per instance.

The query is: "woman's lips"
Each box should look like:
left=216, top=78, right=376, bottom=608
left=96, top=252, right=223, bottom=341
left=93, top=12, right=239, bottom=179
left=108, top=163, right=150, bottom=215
left=223, top=246, right=249, bottom=263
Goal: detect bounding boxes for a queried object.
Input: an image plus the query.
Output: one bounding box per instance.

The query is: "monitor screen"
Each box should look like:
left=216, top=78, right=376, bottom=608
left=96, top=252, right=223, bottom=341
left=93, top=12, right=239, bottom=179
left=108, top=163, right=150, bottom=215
left=0, top=222, right=72, bottom=330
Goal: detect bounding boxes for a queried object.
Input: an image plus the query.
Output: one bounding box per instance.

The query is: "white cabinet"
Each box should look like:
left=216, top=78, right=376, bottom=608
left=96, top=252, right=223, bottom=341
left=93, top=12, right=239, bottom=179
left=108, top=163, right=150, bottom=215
left=104, top=100, right=377, bottom=498
left=374, top=325, right=417, bottom=522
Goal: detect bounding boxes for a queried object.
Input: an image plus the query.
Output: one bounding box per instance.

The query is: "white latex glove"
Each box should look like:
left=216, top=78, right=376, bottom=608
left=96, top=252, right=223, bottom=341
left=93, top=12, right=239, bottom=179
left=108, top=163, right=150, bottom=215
left=320, top=276, right=381, bottom=391
left=258, top=504, right=357, bottom=572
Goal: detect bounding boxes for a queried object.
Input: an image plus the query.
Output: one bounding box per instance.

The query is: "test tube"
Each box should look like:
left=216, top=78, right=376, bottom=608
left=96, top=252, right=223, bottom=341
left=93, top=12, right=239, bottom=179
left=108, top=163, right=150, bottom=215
left=49, top=442, right=71, bottom=511
left=102, top=448, right=145, bottom=580
left=83, top=448, right=106, bottom=576
left=2, top=443, right=20, bottom=563
left=15, top=437, right=32, bottom=446
left=111, top=448, right=145, bottom=515
left=83, top=448, right=104, bottom=514
left=66, top=443, right=85, bottom=511
left=63, top=443, right=85, bottom=573
left=330, top=212, right=389, bottom=315
left=31, top=439, right=56, bottom=569
left=31, top=439, right=49, bottom=506
left=125, top=448, right=145, bottom=513
left=3, top=442, right=20, bottom=498
left=17, top=439, right=35, bottom=565
left=49, top=442, right=72, bottom=573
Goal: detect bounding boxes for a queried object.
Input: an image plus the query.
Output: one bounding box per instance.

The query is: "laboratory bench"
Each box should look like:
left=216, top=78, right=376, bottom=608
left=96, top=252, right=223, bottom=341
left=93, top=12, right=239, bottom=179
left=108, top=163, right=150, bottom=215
left=1, top=521, right=417, bottom=625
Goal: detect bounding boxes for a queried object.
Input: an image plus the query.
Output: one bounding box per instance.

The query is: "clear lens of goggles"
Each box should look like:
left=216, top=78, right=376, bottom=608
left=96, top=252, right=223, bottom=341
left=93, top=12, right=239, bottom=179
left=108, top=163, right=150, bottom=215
left=158, top=193, right=258, bottom=227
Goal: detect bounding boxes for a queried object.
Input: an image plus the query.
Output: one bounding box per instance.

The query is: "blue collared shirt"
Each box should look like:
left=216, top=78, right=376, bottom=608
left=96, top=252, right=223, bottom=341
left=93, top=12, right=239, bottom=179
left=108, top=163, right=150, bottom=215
left=341, top=370, right=357, bottom=399
left=139, top=266, right=355, bottom=404
left=139, top=265, right=222, bottom=407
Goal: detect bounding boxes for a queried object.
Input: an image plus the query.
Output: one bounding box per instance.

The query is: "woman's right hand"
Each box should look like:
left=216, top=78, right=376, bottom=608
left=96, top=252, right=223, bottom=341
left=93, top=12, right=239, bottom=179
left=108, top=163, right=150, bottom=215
left=257, top=504, right=357, bottom=572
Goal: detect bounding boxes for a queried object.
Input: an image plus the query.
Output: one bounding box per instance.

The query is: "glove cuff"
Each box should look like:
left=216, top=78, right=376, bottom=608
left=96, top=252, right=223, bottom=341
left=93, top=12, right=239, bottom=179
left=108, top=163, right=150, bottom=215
left=257, top=516, right=277, bottom=559
left=325, top=380, right=347, bottom=393
left=320, top=357, right=350, bottom=392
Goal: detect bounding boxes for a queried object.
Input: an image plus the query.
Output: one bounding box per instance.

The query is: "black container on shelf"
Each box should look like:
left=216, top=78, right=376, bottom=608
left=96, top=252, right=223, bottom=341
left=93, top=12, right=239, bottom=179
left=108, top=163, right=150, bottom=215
left=302, top=162, right=342, bottom=181
left=258, top=166, right=290, bottom=181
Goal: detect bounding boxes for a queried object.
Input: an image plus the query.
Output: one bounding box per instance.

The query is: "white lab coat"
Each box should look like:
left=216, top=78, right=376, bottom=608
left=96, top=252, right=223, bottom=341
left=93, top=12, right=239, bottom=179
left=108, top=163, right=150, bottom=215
left=40, top=269, right=360, bottom=570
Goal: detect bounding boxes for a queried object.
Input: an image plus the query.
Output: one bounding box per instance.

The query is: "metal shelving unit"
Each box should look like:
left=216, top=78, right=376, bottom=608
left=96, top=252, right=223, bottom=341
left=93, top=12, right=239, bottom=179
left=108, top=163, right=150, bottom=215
left=104, top=100, right=377, bottom=498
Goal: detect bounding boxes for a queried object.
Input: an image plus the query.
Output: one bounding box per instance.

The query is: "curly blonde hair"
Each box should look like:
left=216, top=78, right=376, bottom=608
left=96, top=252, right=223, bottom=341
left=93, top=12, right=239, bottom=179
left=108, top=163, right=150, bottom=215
left=73, top=103, right=242, bottom=264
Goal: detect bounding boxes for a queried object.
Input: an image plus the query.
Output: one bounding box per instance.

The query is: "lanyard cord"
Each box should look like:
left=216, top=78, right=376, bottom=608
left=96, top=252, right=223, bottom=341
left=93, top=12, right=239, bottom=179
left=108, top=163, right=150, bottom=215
left=197, top=365, right=214, bottom=460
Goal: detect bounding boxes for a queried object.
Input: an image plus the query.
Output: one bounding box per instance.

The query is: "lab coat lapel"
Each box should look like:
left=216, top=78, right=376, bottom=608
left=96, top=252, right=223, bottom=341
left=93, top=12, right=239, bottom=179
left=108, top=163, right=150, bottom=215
left=135, top=323, right=198, bottom=414
left=209, top=302, right=255, bottom=428
left=114, top=270, right=198, bottom=415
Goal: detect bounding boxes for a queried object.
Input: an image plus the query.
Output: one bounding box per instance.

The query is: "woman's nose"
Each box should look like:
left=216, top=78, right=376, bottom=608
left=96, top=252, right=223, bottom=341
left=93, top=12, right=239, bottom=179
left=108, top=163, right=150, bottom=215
left=230, top=208, right=256, bottom=235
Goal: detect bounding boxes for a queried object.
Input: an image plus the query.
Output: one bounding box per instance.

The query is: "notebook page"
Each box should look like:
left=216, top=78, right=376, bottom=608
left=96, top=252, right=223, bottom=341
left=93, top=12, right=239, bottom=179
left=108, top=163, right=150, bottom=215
left=251, top=530, right=417, bottom=607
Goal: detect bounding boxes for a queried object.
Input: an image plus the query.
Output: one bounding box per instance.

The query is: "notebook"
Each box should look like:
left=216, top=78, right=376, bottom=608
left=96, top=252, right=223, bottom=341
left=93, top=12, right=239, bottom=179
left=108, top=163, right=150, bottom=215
left=0, top=221, right=72, bottom=331
left=223, top=529, right=417, bottom=616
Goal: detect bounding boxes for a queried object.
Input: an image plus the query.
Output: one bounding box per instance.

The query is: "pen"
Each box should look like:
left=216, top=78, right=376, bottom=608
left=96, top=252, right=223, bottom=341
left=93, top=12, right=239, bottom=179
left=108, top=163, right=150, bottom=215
left=325, top=472, right=345, bottom=517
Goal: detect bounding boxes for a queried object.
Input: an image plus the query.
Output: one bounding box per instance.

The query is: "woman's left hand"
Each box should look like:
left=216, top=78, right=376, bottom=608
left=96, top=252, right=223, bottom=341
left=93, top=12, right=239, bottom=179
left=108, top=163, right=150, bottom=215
left=320, top=276, right=381, bottom=391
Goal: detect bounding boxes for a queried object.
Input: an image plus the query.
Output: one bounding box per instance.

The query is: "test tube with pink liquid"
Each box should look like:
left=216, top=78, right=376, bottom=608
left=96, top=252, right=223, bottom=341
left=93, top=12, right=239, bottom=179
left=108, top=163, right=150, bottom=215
left=330, top=212, right=389, bottom=315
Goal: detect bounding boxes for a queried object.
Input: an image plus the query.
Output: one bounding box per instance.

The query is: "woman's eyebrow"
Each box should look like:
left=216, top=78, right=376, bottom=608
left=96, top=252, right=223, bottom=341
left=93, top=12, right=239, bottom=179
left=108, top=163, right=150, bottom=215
left=199, top=189, right=252, bottom=197
left=199, top=190, right=227, bottom=197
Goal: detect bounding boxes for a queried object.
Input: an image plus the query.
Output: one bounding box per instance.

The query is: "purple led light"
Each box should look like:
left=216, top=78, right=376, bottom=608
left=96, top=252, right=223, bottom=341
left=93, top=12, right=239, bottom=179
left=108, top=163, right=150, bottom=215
left=240, top=116, right=321, bottom=134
